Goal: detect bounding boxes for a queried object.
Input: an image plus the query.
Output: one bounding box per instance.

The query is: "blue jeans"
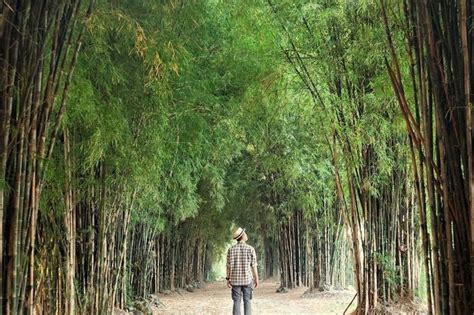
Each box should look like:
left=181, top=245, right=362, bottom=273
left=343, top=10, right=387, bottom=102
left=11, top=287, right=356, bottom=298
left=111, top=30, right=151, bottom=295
left=231, top=283, right=253, bottom=315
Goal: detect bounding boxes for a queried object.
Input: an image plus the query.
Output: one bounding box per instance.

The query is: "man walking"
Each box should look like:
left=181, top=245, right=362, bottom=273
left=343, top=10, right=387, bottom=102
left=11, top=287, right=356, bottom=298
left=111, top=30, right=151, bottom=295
left=226, top=227, right=259, bottom=315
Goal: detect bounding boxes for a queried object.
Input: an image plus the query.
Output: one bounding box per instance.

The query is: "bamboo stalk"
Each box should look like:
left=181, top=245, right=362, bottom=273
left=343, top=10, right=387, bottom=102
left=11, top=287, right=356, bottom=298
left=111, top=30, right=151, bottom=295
left=459, top=0, right=474, bottom=308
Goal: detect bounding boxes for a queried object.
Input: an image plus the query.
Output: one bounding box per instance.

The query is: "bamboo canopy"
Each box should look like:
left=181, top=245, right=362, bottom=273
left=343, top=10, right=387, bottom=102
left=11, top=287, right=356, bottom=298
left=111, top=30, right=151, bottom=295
left=0, top=0, right=472, bottom=314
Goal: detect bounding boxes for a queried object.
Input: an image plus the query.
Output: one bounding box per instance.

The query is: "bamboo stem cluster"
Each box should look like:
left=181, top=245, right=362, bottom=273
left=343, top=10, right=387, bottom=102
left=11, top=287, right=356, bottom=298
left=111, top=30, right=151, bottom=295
left=0, top=1, right=92, bottom=313
left=382, top=0, right=474, bottom=313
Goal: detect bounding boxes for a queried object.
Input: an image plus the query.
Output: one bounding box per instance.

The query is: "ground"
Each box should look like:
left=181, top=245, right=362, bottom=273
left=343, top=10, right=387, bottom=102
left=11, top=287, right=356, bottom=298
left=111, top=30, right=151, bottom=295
left=156, top=279, right=357, bottom=315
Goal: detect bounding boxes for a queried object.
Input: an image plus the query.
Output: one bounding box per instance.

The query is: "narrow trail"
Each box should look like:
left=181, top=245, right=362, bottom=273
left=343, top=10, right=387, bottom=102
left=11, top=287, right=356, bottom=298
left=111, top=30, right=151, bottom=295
left=157, top=279, right=356, bottom=314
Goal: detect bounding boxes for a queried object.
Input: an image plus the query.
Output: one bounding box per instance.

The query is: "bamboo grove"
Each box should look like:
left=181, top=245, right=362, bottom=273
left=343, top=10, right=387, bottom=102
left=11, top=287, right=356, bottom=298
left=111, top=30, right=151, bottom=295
left=0, top=0, right=472, bottom=314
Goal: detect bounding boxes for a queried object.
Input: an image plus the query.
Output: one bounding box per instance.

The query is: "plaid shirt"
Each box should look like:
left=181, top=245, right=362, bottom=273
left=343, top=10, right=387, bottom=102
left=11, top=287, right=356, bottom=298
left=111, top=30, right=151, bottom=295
left=226, top=242, right=257, bottom=286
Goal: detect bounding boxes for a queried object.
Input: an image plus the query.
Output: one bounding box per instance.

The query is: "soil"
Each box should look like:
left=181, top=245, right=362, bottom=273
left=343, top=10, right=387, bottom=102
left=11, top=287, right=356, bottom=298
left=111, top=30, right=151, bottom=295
left=155, top=279, right=357, bottom=315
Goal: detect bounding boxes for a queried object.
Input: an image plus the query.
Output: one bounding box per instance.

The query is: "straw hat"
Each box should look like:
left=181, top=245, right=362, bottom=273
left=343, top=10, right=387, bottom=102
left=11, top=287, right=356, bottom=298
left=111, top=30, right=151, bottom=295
left=233, top=227, right=246, bottom=240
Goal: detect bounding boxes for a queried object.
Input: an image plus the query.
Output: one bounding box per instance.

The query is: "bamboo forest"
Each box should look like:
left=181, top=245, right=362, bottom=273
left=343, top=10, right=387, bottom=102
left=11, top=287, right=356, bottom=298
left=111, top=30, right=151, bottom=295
left=0, top=0, right=473, bottom=314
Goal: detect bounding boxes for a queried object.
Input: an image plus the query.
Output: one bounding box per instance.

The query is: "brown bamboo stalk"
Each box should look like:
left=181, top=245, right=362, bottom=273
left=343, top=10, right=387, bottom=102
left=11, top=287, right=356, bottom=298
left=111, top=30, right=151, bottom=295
left=459, top=0, right=474, bottom=307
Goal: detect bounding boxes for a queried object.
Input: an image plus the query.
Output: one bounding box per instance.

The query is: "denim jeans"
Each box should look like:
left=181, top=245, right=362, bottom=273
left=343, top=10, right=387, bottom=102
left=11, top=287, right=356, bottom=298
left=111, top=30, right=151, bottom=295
left=231, top=283, right=253, bottom=315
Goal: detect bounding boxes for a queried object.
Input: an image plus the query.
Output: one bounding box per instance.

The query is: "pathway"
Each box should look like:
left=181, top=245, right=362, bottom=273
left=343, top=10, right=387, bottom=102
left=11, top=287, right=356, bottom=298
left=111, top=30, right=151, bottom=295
left=156, top=279, right=356, bottom=314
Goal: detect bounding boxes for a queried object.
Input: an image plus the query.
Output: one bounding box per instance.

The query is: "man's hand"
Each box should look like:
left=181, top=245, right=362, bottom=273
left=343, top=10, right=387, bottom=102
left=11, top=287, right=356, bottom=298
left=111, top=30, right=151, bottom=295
left=253, top=278, right=259, bottom=288
left=226, top=279, right=232, bottom=288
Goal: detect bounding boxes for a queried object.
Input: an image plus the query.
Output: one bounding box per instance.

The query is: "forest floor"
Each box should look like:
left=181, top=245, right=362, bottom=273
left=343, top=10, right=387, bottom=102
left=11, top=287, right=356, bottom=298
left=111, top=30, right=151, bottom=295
left=154, top=278, right=357, bottom=314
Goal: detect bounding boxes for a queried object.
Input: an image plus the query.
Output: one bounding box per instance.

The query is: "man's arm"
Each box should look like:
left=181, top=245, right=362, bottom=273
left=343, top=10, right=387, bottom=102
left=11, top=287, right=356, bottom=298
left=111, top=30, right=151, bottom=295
left=250, top=247, right=259, bottom=288
left=226, top=250, right=232, bottom=288
left=251, top=265, right=259, bottom=288
left=226, top=265, right=232, bottom=288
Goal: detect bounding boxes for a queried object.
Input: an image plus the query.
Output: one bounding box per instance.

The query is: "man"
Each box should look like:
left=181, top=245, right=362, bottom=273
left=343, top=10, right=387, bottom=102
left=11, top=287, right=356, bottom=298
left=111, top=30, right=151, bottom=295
left=226, top=227, right=259, bottom=315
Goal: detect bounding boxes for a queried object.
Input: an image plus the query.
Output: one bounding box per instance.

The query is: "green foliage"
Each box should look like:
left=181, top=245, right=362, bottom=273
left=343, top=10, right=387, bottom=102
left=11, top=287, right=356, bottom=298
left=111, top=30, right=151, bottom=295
left=374, top=252, right=400, bottom=292
left=57, top=0, right=303, bottom=246
left=41, top=0, right=419, bottom=300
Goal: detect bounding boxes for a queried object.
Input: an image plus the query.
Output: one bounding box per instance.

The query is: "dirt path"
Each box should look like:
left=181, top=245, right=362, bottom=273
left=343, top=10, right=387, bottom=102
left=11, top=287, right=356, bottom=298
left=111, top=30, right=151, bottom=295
left=156, top=279, right=356, bottom=314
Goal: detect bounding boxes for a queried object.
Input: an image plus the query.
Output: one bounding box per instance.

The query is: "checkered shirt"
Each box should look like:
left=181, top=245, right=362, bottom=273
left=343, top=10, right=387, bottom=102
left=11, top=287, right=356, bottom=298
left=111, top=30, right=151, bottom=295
left=226, top=242, right=257, bottom=286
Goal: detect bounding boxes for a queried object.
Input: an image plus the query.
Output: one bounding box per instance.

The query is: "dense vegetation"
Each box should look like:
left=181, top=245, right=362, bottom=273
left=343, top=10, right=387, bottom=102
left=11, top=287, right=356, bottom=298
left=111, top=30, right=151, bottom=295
left=0, top=0, right=472, bottom=314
